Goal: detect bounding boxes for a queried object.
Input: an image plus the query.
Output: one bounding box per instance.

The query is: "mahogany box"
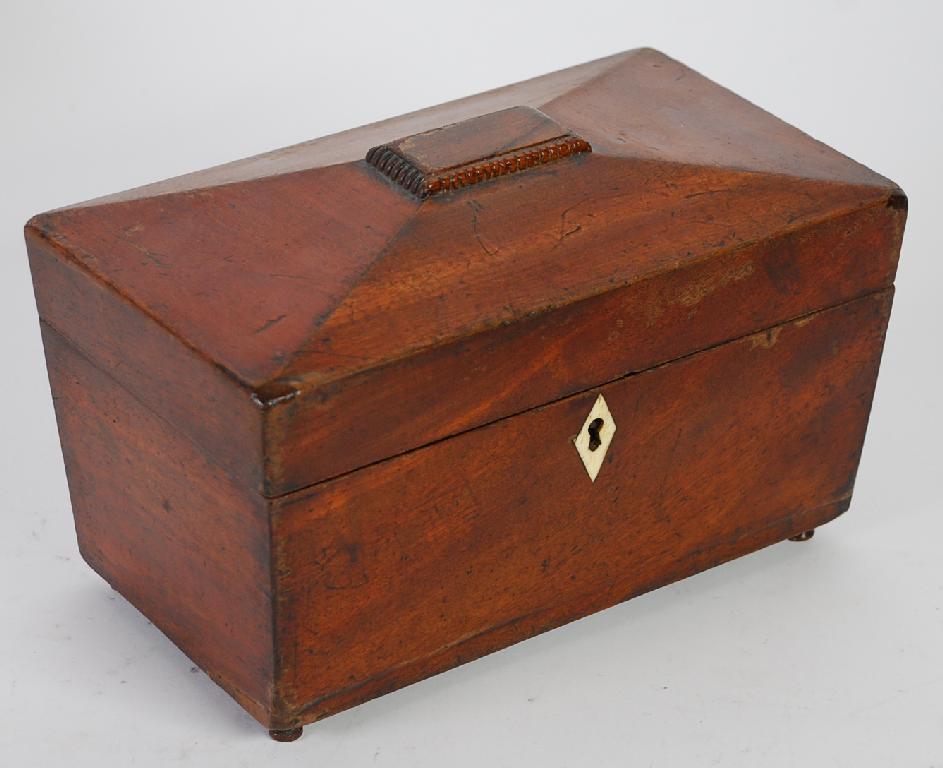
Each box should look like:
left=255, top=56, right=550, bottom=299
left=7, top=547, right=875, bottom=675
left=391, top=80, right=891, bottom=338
left=26, top=49, right=906, bottom=740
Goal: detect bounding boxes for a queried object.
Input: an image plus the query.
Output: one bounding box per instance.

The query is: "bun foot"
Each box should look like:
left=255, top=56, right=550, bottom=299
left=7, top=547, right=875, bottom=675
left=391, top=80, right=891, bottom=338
left=789, top=529, right=815, bottom=542
left=269, top=727, right=303, bottom=742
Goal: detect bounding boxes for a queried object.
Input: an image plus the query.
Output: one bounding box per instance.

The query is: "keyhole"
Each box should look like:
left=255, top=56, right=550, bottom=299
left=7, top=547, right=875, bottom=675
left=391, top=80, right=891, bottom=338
left=587, top=418, right=605, bottom=451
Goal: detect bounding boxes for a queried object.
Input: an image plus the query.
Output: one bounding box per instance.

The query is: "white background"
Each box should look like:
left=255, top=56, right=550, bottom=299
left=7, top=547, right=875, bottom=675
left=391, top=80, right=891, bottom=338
left=1, top=1, right=941, bottom=765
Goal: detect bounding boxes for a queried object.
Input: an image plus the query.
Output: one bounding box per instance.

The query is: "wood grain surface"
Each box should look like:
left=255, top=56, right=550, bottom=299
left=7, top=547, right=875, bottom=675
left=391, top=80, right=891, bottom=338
left=40, top=324, right=276, bottom=725
left=269, top=291, right=892, bottom=726
left=26, top=49, right=906, bottom=735
left=25, top=47, right=905, bottom=496
left=265, top=192, right=904, bottom=493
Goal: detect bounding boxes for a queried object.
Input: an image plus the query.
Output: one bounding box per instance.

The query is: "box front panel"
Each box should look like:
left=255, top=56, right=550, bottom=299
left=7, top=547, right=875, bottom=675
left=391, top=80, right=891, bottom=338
left=272, top=290, right=892, bottom=725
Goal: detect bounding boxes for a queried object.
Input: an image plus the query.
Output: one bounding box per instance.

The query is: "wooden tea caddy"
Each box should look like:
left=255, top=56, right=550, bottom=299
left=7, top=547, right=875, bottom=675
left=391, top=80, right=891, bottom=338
left=26, top=49, right=906, bottom=740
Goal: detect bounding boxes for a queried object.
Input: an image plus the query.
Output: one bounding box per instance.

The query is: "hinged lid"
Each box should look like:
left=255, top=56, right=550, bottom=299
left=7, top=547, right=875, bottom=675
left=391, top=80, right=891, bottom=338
left=26, top=48, right=906, bottom=497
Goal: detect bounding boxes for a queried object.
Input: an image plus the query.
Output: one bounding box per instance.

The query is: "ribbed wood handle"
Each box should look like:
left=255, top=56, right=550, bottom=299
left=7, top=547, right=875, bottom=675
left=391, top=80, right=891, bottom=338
left=366, top=107, right=591, bottom=198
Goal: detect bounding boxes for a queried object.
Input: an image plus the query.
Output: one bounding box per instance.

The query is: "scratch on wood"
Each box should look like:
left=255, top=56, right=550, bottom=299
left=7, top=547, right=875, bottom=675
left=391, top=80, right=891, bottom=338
left=468, top=200, right=498, bottom=256
left=675, top=261, right=754, bottom=307
left=750, top=326, right=782, bottom=349
left=253, top=314, right=287, bottom=335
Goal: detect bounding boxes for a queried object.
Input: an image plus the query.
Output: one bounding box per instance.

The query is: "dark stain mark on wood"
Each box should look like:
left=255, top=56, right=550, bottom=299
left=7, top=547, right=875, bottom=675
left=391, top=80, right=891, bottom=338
left=253, top=314, right=287, bottom=335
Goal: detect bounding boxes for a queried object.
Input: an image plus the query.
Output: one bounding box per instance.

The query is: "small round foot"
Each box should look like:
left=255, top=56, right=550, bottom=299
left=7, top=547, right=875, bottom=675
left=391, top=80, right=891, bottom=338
left=789, top=529, right=815, bottom=542
left=269, top=726, right=303, bottom=742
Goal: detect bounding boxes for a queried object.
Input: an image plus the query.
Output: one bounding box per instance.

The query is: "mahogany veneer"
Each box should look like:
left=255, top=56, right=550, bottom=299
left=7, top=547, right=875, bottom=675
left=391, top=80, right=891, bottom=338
left=26, top=49, right=906, bottom=739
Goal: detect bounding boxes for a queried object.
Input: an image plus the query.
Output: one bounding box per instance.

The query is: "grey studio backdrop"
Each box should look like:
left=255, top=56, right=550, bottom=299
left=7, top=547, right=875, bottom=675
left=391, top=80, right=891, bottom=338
left=1, top=1, right=940, bottom=766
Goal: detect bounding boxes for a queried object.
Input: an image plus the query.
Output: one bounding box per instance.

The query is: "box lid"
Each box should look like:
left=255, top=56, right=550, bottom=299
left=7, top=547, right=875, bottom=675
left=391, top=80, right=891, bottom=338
left=27, top=48, right=906, bottom=496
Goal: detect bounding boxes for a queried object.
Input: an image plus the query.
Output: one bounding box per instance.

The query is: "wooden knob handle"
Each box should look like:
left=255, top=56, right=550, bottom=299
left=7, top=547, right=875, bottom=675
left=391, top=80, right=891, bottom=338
left=366, top=106, right=591, bottom=198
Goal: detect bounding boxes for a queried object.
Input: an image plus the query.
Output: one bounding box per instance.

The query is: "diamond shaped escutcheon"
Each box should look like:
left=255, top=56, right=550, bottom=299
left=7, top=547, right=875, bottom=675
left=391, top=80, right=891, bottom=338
left=573, top=394, right=616, bottom=482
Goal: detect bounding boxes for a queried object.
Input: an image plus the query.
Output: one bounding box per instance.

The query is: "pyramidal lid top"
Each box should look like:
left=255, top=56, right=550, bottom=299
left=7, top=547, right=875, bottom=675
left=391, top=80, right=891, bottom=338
left=27, top=48, right=905, bottom=494
left=27, top=48, right=898, bottom=390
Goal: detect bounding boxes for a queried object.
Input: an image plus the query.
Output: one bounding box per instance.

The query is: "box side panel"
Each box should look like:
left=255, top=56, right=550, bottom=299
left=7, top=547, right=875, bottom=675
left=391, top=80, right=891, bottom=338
left=41, top=324, right=276, bottom=726
left=267, top=197, right=905, bottom=494
left=272, top=290, right=892, bottom=725
left=26, top=230, right=264, bottom=492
